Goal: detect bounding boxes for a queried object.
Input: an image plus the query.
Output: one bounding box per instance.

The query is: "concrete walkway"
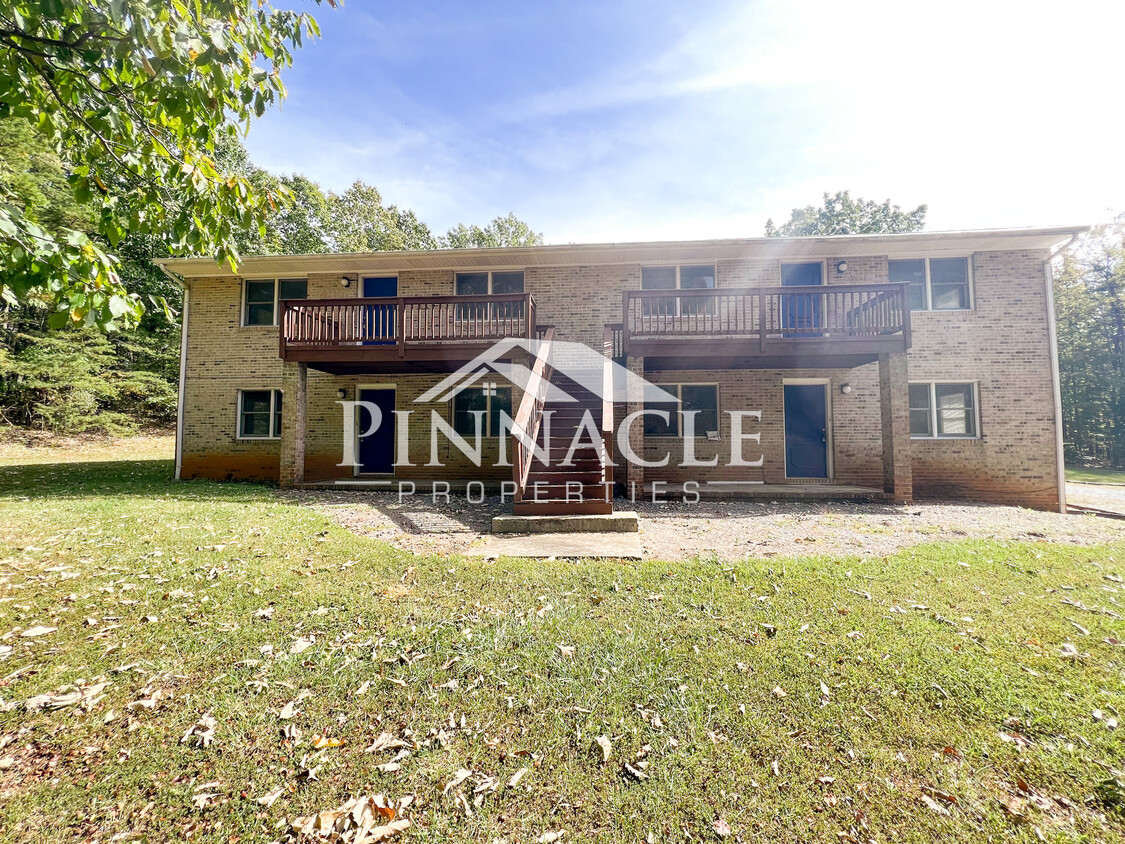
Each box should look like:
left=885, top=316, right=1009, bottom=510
left=466, top=531, right=643, bottom=559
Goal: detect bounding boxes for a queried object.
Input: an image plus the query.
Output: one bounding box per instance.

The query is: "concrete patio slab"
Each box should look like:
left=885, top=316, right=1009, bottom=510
left=466, top=531, right=642, bottom=559
left=492, top=511, right=639, bottom=534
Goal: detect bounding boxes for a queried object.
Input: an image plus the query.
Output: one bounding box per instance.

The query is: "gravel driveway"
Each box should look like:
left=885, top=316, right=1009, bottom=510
left=1067, top=482, right=1125, bottom=516
left=285, top=490, right=1125, bottom=560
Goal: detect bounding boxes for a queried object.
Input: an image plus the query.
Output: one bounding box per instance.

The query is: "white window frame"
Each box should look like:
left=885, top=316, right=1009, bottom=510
left=890, top=257, right=974, bottom=312
left=242, top=277, right=308, bottom=327
left=640, top=265, right=718, bottom=317
left=237, top=389, right=283, bottom=440
left=909, top=381, right=980, bottom=440
left=453, top=269, right=526, bottom=296
left=644, top=383, right=720, bottom=439
left=640, top=264, right=718, bottom=291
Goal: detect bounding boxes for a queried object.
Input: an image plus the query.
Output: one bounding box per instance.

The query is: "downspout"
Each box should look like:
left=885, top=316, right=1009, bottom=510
left=157, top=262, right=188, bottom=481
left=1044, top=233, right=1080, bottom=513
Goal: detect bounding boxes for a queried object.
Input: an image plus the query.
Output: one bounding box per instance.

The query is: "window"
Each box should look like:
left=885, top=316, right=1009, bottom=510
left=243, top=278, right=308, bottom=326
left=239, top=390, right=283, bottom=439
left=455, top=271, right=524, bottom=295
left=889, top=257, right=971, bottom=311
left=644, top=384, right=719, bottom=437
left=641, top=265, right=716, bottom=316
left=455, top=271, right=524, bottom=321
left=909, top=382, right=978, bottom=438
left=452, top=386, right=513, bottom=438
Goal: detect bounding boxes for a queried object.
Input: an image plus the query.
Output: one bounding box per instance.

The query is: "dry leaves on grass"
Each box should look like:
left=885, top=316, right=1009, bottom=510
left=181, top=712, right=218, bottom=748
left=24, top=679, right=109, bottom=712
left=280, top=794, right=412, bottom=843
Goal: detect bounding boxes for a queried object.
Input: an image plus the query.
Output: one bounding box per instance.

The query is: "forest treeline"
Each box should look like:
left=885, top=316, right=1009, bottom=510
left=0, top=120, right=539, bottom=435
left=1055, top=220, right=1125, bottom=467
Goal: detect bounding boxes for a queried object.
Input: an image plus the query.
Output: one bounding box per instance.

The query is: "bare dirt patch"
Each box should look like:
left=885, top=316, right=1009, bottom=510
left=286, top=490, right=1125, bottom=560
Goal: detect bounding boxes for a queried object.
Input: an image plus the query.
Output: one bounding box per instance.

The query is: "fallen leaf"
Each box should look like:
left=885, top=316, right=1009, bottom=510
left=290, top=637, right=314, bottom=654
left=772, top=686, right=787, bottom=698
left=180, top=712, right=218, bottom=748
left=508, top=767, right=530, bottom=788
left=714, top=817, right=731, bottom=838
left=20, top=626, right=56, bottom=638
left=920, top=794, right=951, bottom=815
left=557, top=644, right=575, bottom=658
left=537, top=832, right=565, bottom=843
left=594, top=735, right=613, bottom=763
left=443, top=768, right=472, bottom=794
left=257, top=785, right=285, bottom=808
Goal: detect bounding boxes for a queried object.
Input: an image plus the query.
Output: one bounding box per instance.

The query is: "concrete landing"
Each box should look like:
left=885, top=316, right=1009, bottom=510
left=467, top=531, right=642, bottom=559
left=492, top=511, right=639, bottom=534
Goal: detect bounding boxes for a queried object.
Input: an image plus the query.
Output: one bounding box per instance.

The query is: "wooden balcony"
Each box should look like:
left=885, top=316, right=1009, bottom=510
left=622, top=283, right=911, bottom=370
left=279, top=293, right=536, bottom=373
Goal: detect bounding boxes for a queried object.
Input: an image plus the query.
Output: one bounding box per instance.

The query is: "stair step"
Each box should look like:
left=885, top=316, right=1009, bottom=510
left=526, top=470, right=605, bottom=484
left=520, top=482, right=612, bottom=500
left=512, top=500, right=614, bottom=516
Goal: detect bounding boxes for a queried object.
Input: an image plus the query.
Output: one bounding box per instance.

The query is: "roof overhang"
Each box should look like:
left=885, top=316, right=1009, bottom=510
left=157, top=225, right=1089, bottom=280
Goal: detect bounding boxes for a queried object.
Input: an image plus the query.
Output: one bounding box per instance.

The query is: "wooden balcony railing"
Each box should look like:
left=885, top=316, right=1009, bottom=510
left=622, top=283, right=910, bottom=356
left=280, top=293, right=536, bottom=358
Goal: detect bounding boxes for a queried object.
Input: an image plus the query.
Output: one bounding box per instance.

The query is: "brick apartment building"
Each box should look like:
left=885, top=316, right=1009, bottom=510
left=160, top=226, right=1082, bottom=515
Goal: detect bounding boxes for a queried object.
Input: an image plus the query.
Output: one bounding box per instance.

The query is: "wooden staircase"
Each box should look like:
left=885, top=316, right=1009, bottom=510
left=510, top=328, right=615, bottom=516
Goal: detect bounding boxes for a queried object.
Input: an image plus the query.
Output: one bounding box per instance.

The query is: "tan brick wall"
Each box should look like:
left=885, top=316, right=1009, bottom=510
left=178, top=248, right=1060, bottom=510
left=906, top=250, right=1058, bottom=509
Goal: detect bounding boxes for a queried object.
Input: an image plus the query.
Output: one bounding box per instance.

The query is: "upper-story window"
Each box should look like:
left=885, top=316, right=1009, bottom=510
left=455, top=271, right=524, bottom=295
left=243, top=278, right=308, bottom=326
left=889, top=257, right=972, bottom=311
left=642, top=265, right=716, bottom=315
left=641, top=265, right=715, bottom=291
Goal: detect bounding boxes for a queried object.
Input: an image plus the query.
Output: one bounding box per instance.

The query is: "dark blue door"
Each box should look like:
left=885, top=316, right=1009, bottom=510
left=781, top=262, right=823, bottom=337
left=784, top=384, right=828, bottom=478
left=362, top=276, right=397, bottom=344
left=358, top=388, right=396, bottom=474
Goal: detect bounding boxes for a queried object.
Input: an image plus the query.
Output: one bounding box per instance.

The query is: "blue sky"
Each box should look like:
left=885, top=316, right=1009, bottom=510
left=247, top=0, right=1125, bottom=243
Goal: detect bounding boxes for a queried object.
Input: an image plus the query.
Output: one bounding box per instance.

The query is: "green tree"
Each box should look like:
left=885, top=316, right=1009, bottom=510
left=329, top=181, right=437, bottom=252
left=765, top=191, right=927, bottom=237
left=441, top=212, right=543, bottom=249
left=1055, top=219, right=1125, bottom=466
left=0, top=0, right=332, bottom=329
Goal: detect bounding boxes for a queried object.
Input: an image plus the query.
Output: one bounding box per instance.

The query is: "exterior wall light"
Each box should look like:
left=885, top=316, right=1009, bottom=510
left=336, top=388, right=348, bottom=400
left=341, top=277, right=351, bottom=288
left=840, top=383, right=853, bottom=395
left=836, top=261, right=848, bottom=274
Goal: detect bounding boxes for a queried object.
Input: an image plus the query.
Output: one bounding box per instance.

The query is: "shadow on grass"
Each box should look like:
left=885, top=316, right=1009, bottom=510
left=0, top=458, right=274, bottom=503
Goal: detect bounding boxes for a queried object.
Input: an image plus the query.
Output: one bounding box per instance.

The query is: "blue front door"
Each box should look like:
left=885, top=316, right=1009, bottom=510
left=362, top=276, right=398, bottom=344
left=781, top=262, right=823, bottom=337
left=784, top=384, right=829, bottom=478
left=358, top=388, right=396, bottom=474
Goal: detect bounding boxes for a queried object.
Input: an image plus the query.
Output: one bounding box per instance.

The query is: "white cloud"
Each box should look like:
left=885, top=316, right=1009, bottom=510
left=245, top=0, right=1125, bottom=242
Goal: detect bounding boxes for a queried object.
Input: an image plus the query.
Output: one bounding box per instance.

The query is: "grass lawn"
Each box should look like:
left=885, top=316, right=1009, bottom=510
left=1067, top=467, right=1125, bottom=486
left=1, top=441, right=1124, bottom=843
